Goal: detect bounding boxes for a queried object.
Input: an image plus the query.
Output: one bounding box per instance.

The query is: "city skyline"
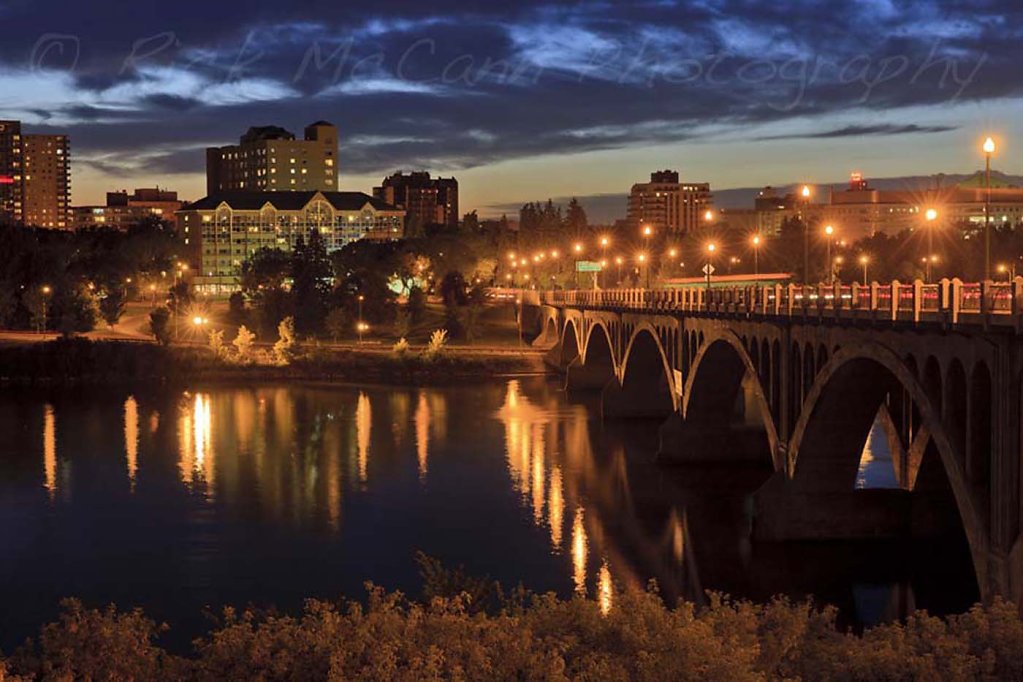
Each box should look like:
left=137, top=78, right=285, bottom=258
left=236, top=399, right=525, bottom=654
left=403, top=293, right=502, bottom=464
left=0, top=1, right=1020, bottom=214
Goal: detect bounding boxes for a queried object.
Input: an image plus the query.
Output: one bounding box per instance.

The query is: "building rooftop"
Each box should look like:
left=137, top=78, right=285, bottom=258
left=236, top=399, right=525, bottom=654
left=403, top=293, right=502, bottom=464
left=186, top=191, right=399, bottom=212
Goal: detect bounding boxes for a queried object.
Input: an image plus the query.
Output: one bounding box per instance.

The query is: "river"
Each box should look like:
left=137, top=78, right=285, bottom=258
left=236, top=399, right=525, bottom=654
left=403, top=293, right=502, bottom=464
left=0, top=379, right=977, bottom=650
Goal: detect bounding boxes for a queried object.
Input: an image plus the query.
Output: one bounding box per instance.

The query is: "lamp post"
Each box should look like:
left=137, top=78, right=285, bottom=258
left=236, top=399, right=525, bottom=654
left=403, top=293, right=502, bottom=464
left=823, top=225, right=835, bottom=284
left=984, top=137, right=996, bottom=280
left=357, top=294, right=365, bottom=342
left=637, top=253, right=648, bottom=288
left=40, top=285, right=51, bottom=334
left=615, top=256, right=623, bottom=286
left=997, top=263, right=1015, bottom=282
left=801, top=185, right=811, bottom=283
left=640, top=225, right=652, bottom=289
left=859, top=254, right=869, bottom=284
left=924, top=208, right=938, bottom=282
left=705, top=242, right=716, bottom=290
left=599, top=236, right=609, bottom=287
left=751, top=234, right=761, bottom=277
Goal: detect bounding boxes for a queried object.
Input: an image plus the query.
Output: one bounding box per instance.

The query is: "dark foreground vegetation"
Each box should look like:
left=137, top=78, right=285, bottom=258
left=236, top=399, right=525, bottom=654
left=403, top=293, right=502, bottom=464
left=1, top=585, right=1021, bottom=680
left=0, top=338, right=543, bottom=387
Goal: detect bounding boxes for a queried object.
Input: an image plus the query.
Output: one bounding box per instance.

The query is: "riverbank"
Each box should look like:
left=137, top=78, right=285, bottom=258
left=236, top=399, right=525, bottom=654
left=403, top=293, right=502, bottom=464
left=0, top=337, right=551, bottom=387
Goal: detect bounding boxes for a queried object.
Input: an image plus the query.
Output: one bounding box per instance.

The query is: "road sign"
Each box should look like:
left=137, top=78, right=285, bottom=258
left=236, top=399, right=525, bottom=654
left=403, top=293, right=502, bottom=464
left=702, top=263, right=716, bottom=276
left=576, top=260, right=603, bottom=273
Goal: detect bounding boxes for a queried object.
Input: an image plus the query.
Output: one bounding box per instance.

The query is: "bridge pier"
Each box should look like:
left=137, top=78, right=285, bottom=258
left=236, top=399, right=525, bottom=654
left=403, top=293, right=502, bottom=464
left=657, top=415, right=773, bottom=465
left=601, top=381, right=673, bottom=420
left=565, top=357, right=615, bottom=392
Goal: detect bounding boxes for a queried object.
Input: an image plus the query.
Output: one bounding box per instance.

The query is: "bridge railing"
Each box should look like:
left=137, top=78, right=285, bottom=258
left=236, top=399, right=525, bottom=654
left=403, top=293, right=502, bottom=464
left=536, top=277, right=1023, bottom=328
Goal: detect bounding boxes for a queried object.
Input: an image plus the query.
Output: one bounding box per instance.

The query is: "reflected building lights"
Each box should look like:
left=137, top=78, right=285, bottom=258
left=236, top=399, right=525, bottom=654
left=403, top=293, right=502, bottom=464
left=43, top=403, right=56, bottom=500
left=178, top=392, right=214, bottom=493
left=531, top=425, right=546, bottom=524
left=572, top=507, right=588, bottom=594
left=598, top=560, right=613, bottom=616
left=548, top=466, right=564, bottom=549
left=124, top=396, right=138, bottom=491
left=414, top=392, right=430, bottom=481
left=356, top=392, right=371, bottom=484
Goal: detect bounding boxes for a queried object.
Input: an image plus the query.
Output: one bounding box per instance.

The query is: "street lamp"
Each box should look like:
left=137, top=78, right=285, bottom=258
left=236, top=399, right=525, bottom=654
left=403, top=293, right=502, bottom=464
left=357, top=294, right=365, bottom=339
left=705, top=242, right=717, bottom=291
left=751, top=234, right=761, bottom=278
left=997, top=263, right=1015, bottom=281
left=823, top=225, right=835, bottom=284
left=357, top=321, right=370, bottom=344
left=599, top=236, right=609, bottom=287
left=40, top=285, right=51, bottom=334
left=924, top=208, right=939, bottom=282
left=859, top=254, right=870, bottom=284
left=983, top=136, right=996, bottom=280
left=801, top=185, right=812, bottom=282
left=614, top=256, right=624, bottom=285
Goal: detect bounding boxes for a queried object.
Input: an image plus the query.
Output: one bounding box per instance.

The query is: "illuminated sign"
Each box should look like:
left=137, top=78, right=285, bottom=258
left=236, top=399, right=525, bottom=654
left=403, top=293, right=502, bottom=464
left=0, top=176, right=14, bottom=185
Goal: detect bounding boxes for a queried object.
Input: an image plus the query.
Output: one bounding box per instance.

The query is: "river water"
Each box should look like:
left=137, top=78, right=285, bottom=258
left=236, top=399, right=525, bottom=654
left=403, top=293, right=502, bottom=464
left=0, top=379, right=977, bottom=650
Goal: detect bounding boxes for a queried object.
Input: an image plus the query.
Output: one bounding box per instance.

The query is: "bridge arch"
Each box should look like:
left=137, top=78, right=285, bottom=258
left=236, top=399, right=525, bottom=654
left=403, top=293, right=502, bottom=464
left=618, top=323, right=677, bottom=415
left=579, top=320, right=618, bottom=385
left=560, top=318, right=582, bottom=367
left=788, top=342, right=988, bottom=593
left=682, top=329, right=781, bottom=470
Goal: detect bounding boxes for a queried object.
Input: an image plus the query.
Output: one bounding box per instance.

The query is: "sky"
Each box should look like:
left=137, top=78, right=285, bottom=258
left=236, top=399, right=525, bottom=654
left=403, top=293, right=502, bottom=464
left=0, top=0, right=1021, bottom=219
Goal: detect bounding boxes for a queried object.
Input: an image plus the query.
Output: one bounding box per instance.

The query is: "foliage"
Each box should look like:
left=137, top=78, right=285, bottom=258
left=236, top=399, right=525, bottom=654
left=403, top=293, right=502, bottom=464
left=439, top=271, right=467, bottom=306
left=240, top=247, right=291, bottom=294
left=324, top=307, right=349, bottom=342
left=4, top=585, right=1023, bottom=681
left=392, top=337, right=410, bottom=357
left=21, top=288, right=48, bottom=332
left=0, top=286, right=16, bottom=328
left=459, top=304, right=484, bottom=344
left=168, top=281, right=191, bottom=314
left=423, top=329, right=448, bottom=360
left=290, top=230, right=333, bottom=336
left=227, top=291, right=246, bottom=327
left=407, top=286, right=427, bottom=323
left=149, top=307, right=171, bottom=345
left=98, top=289, right=126, bottom=328
left=207, top=329, right=226, bottom=359
left=273, top=316, right=298, bottom=365
left=232, top=326, right=256, bottom=361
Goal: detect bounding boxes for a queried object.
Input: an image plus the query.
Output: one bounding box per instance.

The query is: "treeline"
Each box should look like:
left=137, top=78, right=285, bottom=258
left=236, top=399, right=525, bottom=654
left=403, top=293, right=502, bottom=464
left=2, top=583, right=1021, bottom=680
left=0, top=218, right=184, bottom=333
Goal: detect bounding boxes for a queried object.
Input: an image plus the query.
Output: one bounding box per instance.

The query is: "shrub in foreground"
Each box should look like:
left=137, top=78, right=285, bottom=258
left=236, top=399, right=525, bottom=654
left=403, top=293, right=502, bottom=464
left=3, top=587, right=1023, bottom=680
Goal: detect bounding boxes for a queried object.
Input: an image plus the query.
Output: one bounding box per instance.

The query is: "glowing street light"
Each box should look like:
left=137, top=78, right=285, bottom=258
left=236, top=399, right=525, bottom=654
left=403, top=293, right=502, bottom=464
left=983, top=136, right=997, bottom=279
left=704, top=242, right=717, bottom=292
left=859, top=254, right=870, bottom=284
left=823, top=225, right=835, bottom=284
left=40, top=285, right=51, bottom=334
left=751, top=234, right=762, bottom=277
left=801, top=186, right=812, bottom=282
left=924, top=208, right=940, bottom=282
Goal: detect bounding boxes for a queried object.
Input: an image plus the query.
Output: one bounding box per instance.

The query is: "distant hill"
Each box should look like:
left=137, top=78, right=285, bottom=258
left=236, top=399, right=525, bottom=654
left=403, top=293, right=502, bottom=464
left=482, top=171, right=1023, bottom=225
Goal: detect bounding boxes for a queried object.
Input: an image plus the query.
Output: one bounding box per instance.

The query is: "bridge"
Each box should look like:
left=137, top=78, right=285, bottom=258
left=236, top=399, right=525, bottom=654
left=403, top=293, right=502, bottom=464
left=521, top=278, right=1023, bottom=609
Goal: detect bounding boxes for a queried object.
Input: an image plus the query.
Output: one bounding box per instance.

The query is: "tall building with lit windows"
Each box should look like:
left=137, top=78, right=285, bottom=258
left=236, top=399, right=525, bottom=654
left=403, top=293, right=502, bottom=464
left=0, top=121, right=72, bottom=228
left=626, top=170, right=712, bottom=235
left=22, top=134, right=71, bottom=229
left=175, top=190, right=404, bottom=292
left=205, top=121, right=338, bottom=194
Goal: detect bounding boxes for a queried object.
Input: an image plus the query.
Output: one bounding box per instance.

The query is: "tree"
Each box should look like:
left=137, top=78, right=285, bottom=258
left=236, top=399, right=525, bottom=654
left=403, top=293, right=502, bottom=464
left=407, top=286, right=427, bottom=323
left=439, top=271, right=467, bottom=306
left=233, top=325, right=255, bottom=360
left=325, top=307, right=349, bottom=342
left=208, top=329, right=227, bottom=358
left=169, top=281, right=192, bottom=314
left=22, top=288, right=48, bottom=332
left=0, top=286, right=16, bottom=327
left=227, top=292, right=247, bottom=326
left=99, top=289, right=126, bottom=329
left=462, top=210, right=480, bottom=232
left=241, top=248, right=291, bottom=293
left=149, top=307, right=171, bottom=345
left=565, top=198, right=588, bottom=232
left=273, top=316, right=298, bottom=365
left=290, top=231, right=333, bottom=336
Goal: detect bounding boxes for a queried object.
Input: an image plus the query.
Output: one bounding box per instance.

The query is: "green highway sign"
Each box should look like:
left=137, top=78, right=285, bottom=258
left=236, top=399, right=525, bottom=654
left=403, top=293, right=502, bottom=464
left=576, top=260, right=603, bottom=272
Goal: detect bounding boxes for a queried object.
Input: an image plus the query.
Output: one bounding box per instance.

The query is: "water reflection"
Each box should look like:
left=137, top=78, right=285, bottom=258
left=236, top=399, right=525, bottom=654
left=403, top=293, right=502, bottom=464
left=43, top=403, right=56, bottom=499
left=3, top=379, right=979, bottom=652
left=124, top=396, right=138, bottom=491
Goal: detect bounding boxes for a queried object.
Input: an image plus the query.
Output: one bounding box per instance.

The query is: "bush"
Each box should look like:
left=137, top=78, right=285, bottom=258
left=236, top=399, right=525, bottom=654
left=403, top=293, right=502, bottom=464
left=392, top=337, right=410, bottom=357
left=149, top=307, right=171, bottom=345
left=423, top=329, right=448, bottom=360
left=232, top=325, right=255, bottom=361
left=4, top=587, right=1023, bottom=681
left=273, top=316, right=297, bottom=365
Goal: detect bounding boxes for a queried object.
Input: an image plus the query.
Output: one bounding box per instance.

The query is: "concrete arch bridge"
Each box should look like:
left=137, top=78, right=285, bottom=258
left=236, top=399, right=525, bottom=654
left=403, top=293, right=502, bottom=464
left=522, top=279, right=1023, bottom=608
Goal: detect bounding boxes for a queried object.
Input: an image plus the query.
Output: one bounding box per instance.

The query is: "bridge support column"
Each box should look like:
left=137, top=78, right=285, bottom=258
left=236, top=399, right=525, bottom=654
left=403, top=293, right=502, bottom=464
left=601, top=381, right=674, bottom=420
left=657, top=414, right=773, bottom=465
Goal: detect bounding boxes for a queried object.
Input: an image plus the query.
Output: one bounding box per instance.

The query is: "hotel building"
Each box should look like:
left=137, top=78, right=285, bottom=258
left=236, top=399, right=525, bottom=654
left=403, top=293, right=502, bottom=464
left=626, top=170, right=712, bottom=235
left=176, top=190, right=405, bottom=292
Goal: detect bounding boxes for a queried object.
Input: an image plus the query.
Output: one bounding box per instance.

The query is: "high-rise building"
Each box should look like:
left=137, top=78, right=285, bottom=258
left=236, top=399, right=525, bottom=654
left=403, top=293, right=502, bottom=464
left=206, top=121, right=338, bottom=194
left=0, top=121, right=71, bottom=228
left=22, top=134, right=71, bottom=229
left=373, top=171, right=459, bottom=229
left=627, top=170, right=712, bottom=235
left=0, top=120, right=23, bottom=226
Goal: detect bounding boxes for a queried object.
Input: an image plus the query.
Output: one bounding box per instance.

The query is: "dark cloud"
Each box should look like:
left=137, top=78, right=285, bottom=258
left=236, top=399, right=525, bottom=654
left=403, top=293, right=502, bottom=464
left=1, top=0, right=1020, bottom=188
left=757, top=124, right=959, bottom=141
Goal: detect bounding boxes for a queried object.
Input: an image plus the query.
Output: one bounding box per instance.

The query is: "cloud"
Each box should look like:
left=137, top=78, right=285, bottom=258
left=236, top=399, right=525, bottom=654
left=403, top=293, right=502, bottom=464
left=757, top=124, right=959, bottom=141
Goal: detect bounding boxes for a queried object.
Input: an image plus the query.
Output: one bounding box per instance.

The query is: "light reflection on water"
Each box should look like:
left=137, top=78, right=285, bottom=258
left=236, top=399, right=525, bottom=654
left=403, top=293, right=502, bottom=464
left=0, top=379, right=977, bottom=650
